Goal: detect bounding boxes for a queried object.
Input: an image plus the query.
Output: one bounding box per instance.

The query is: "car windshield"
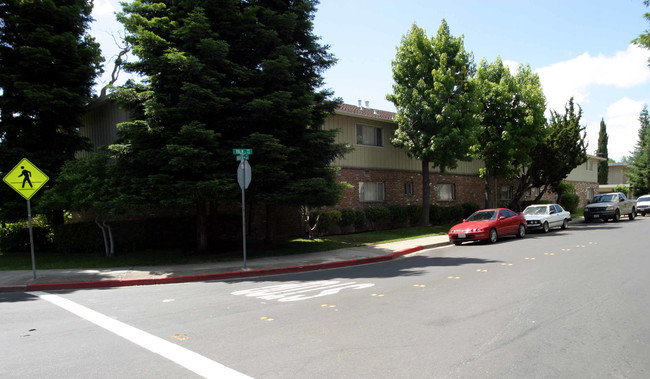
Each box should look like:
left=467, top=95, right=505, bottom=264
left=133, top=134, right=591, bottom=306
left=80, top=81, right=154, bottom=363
left=523, top=206, right=547, bottom=215
left=638, top=196, right=650, bottom=202
left=591, top=194, right=616, bottom=203
left=466, top=210, right=497, bottom=221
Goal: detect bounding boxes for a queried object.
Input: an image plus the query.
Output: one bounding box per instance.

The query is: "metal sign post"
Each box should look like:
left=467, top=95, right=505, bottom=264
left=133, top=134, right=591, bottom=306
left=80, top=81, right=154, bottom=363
left=234, top=149, right=252, bottom=270
left=3, top=158, right=50, bottom=279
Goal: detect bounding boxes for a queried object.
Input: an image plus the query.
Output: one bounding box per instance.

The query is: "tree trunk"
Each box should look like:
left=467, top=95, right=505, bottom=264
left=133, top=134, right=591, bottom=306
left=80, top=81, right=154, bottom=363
left=485, top=172, right=494, bottom=208
left=196, top=201, right=210, bottom=252
left=103, top=221, right=115, bottom=257
left=95, top=217, right=110, bottom=257
left=420, top=159, right=430, bottom=226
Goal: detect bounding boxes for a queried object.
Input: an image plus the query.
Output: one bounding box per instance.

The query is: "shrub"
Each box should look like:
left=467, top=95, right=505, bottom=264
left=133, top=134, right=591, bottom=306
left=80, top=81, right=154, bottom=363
left=339, top=209, right=357, bottom=227
left=354, top=210, right=367, bottom=229
left=406, top=205, right=421, bottom=224
left=0, top=223, right=53, bottom=252
left=364, top=206, right=391, bottom=222
left=461, top=202, right=481, bottom=218
left=429, top=204, right=442, bottom=224
left=559, top=193, right=580, bottom=213
left=387, top=204, right=408, bottom=223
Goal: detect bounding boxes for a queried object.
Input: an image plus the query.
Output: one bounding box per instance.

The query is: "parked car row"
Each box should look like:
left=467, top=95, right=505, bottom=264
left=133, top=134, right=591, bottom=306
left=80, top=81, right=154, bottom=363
left=449, top=192, right=649, bottom=245
left=448, top=203, right=570, bottom=245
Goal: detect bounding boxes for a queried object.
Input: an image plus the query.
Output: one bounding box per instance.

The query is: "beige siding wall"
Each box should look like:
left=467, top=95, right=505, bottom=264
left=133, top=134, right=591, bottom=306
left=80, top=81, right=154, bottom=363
left=77, top=99, right=129, bottom=158
left=607, top=165, right=629, bottom=184
left=565, top=157, right=599, bottom=183
left=323, top=114, right=484, bottom=175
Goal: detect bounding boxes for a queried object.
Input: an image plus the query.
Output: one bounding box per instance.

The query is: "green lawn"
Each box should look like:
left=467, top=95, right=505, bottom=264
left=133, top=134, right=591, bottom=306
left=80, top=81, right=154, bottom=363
left=0, top=224, right=452, bottom=270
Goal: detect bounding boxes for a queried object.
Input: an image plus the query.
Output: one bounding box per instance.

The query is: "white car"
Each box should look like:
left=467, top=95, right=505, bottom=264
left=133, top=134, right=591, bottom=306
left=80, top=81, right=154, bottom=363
left=523, top=204, right=571, bottom=233
left=637, top=195, right=650, bottom=216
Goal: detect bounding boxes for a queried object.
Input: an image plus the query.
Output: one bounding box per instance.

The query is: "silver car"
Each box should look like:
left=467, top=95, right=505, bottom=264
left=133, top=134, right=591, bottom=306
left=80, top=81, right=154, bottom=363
left=637, top=195, right=650, bottom=216
left=523, top=204, right=571, bottom=233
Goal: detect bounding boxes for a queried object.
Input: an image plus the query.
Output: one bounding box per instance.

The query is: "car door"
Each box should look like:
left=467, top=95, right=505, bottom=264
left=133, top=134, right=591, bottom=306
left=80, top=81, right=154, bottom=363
left=549, top=205, right=560, bottom=227
left=498, top=209, right=518, bottom=235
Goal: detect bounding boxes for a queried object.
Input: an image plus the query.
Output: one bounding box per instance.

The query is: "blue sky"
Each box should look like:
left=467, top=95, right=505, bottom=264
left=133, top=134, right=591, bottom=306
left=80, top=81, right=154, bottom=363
left=91, top=0, right=650, bottom=161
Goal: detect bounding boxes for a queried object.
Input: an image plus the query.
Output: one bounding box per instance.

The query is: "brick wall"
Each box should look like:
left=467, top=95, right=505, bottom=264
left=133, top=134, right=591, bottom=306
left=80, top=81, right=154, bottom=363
left=336, top=168, right=596, bottom=211
left=336, top=167, right=485, bottom=210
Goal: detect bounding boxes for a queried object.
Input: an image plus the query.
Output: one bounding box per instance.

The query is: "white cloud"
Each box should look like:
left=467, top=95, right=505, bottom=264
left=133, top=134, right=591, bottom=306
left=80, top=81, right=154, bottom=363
left=604, top=98, right=646, bottom=159
left=92, top=0, right=116, bottom=17
left=502, top=59, right=519, bottom=76
left=536, top=44, right=650, bottom=114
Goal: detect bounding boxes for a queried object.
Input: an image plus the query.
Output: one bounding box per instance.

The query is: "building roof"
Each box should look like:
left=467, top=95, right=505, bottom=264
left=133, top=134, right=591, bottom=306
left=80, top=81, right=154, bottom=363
left=336, top=103, right=396, bottom=121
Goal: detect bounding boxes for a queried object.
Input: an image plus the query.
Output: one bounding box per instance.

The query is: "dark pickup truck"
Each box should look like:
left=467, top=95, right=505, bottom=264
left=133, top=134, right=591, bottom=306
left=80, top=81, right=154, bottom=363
left=584, top=192, right=637, bottom=223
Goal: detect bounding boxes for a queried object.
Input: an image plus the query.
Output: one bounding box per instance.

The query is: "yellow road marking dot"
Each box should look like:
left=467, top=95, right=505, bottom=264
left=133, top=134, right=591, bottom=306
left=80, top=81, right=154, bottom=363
left=329, top=305, right=336, bottom=308
left=371, top=293, right=385, bottom=297
left=525, top=257, right=536, bottom=260
left=172, top=334, right=188, bottom=340
left=321, top=304, right=328, bottom=307
left=413, top=284, right=426, bottom=287
left=476, top=269, right=488, bottom=272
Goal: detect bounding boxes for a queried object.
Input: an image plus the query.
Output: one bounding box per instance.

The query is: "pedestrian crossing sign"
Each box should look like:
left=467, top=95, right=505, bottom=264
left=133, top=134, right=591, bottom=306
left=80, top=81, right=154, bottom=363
left=3, top=158, right=49, bottom=200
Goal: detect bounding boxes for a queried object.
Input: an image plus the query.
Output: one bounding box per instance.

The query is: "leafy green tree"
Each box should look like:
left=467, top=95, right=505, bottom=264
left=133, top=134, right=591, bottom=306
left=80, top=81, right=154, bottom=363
left=387, top=20, right=480, bottom=225
left=39, top=152, right=141, bottom=256
left=113, top=0, right=346, bottom=248
left=0, top=0, right=103, bottom=222
left=627, top=105, right=650, bottom=196
left=474, top=58, right=547, bottom=208
left=526, top=98, right=588, bottom=203
left=597, top=118, right=609, bottom=184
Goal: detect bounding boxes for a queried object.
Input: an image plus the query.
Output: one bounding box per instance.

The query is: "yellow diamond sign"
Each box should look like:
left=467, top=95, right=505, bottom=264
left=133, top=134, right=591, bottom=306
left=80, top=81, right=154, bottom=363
left=3, top=158, right=49, bottom=200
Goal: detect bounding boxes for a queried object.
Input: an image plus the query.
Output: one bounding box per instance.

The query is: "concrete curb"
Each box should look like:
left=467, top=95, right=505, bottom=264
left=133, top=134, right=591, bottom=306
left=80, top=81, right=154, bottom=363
left=1, top=242, right=450, bottom=293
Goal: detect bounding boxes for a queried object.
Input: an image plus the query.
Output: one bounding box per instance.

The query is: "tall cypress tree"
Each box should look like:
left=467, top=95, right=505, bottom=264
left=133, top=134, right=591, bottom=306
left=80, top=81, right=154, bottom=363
left=0, top=0, right=103, bottom=221
left=597, top=118, right=609, bottom=184
left=113, top=0, right=347, bottom=247
left=627, top=106, right=650, bottom=196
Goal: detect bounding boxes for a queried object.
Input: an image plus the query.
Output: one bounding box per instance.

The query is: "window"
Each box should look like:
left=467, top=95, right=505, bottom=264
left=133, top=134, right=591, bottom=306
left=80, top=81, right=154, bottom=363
left=587, top=188, right=595, bottom=200
left=356, top=124, right=383, bottom=146
left=500, top=186, right=513, bottom=200
left=437, top=183, right=455, bottom=201
left=404, top=181, right=414, bottom=196
left=586, top=159, right=595, bottom=171
left=499, top=209, right=516, bottom=218
left=359, top=182, right=385, bottom=202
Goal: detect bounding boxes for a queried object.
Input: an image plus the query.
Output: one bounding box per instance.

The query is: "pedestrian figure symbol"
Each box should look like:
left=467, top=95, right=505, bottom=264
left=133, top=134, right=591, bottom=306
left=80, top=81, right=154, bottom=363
left=19, top=166, right=33, bottom=188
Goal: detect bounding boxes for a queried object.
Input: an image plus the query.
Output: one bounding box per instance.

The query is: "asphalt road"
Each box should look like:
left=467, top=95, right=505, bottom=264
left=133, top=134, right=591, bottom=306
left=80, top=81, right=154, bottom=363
left=2, top=218, right=649, bottom=378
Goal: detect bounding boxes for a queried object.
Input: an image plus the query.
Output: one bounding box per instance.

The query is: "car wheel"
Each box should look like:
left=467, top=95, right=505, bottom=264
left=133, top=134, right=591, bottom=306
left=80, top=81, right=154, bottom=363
left=542, top=222, right=550, bottom=233
left=488, top=228, right=498, bottom=244
left=642, top=212, right=647, bottom=217
left=613, top=209, right=620, bottom=222
left=516, top=224, right=526, bottom=238
left=629, top=209, right=636, bottom=220
left=584, top=217, right=592, bottom=224
left=561, top=219, right=569, bottom=229
left=453, top=241, right=462, bottom=246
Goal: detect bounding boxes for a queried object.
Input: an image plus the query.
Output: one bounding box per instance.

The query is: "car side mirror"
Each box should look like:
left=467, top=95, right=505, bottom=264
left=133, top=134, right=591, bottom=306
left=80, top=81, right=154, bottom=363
left=499, top=216, right=506, bottom=221
left=462, top=219, right=466, bottom=222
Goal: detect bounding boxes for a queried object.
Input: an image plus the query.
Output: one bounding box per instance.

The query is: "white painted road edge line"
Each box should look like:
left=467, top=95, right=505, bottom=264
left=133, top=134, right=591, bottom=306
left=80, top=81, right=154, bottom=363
left=28, top=291, right=252, bottom=379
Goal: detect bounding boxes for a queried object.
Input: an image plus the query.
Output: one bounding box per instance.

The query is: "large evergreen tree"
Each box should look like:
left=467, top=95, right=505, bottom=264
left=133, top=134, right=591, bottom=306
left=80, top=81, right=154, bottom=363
left=627, top=105, right=650, bottom=196
left=113, top=0, right=347, bottom=248
left=0, top=0, right=103, bottom=221
left=597, top=118, right=609, bottom=184
left=387, top=21, right=480, bottom=225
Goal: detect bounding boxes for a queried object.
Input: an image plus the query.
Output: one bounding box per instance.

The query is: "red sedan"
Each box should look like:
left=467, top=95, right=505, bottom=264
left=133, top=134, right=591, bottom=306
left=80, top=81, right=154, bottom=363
left=448, top=208, right=527, bottom=245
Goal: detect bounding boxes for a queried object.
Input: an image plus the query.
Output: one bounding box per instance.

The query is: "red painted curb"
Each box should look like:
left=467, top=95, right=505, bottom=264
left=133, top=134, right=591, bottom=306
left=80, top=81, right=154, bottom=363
left=3, top=244, right=431, bottom=292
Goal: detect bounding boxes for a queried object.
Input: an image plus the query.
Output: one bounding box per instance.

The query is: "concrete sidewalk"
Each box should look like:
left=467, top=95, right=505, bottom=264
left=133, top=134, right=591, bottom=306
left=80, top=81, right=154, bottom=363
left=0, top=234, right=451, bottom=292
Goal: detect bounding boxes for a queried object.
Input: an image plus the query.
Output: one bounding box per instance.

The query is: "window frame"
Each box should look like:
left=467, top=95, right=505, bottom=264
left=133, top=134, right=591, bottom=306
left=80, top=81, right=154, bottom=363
left=436, top=183, right=456, bottom=201
left=359, top=181, right=385, bottom=202
left=356, top=124, right=383, bottom=147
